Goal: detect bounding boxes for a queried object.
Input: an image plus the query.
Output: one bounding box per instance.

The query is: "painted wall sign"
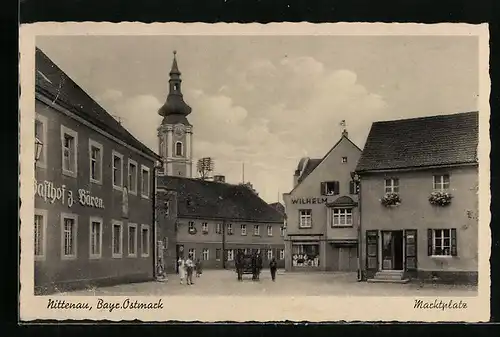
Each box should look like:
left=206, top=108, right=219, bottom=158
left=291, top=197, right=328, bottom=205
left=34, top=180, right=104, bottom=209
left=34, top=180, right=74, bottom=207
left=78, top=189, right=104, bottom=209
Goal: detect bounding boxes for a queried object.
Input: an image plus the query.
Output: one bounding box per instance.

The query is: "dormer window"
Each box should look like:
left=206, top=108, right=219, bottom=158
left=341, top=157, right=348, bottom=163
left=321, top=181, right=339, bottom=196
left=175, top=141, right=183, bottom=156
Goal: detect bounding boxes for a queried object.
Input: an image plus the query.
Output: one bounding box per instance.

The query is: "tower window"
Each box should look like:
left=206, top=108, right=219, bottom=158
left=175, top=141, right=183, bottom=156
left=174, top=84, right=179, bottom=91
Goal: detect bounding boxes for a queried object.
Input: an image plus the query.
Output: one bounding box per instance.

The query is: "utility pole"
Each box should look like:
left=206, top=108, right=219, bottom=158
left=242, top=162, right=245, bottom=183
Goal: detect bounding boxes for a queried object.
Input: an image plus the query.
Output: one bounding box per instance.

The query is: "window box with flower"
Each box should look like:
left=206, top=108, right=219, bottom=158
left=429, top=191, right=453, bottom=206
left=380, top=192, right=401, bottom=207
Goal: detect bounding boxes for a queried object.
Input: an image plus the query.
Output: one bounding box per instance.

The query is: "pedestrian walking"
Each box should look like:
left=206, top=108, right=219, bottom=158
left=195, top=258, right=203, bottom=277
left=185, top=254, right=195, bottom=285
left=269, top=257, right=278, bottom=282
left=251, top=253, right=257, bottom=281
left=178, top=257, right=186, bottom=285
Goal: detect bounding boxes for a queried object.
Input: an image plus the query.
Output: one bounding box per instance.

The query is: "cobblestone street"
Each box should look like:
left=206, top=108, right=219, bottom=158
left=61, top=270, right=478, bottom=297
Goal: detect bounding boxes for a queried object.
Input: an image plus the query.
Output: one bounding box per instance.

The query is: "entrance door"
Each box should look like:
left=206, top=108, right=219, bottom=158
left=381, top=231, right=404, bottom=270
left=339, top=247, right=357, bottom=271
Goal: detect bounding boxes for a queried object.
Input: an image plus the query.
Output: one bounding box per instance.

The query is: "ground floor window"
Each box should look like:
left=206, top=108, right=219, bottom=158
left=61, top=213, right=78, bottom=259
left=292, top=243, right=320, bottom=267
left=267, top=249, right=273, bottom=260
left=188, top=248, right=196, bottom=260
left=89, top=217, right=103, bottom=259
left=227, top=249, right=234, bottom=261
left=202, top=248, right=209, bottom=261
left=429, top=228, right=457, bottom=256
left=34, top=209, right=47, bottom=260
left=279, top=249, right=285, bottom=260
left=112, top=220, right=123, bottom=258
left=141, top=225, right=150, bottom=257
left=215, top=248, right=221, bottom=261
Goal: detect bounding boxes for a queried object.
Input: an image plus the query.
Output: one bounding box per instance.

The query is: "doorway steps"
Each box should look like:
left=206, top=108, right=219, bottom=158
left=367, top=270, right=410, bottom=284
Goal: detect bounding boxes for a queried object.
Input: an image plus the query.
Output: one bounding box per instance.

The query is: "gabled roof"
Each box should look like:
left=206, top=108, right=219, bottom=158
left=355, top=111, right=479, bottom=172
left=159, top=176, right=284, bottom=223
left=35, top=47, right=160, bottom=161
left=289, top=133, right=362, bottom=194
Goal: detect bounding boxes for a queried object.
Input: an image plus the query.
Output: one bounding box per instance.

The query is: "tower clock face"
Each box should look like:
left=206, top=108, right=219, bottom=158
left=174, top=125, right=185, bottom=137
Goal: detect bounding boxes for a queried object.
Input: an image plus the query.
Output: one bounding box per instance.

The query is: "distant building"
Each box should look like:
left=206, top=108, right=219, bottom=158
left=34, top=48, right=161, bottom=294
left=158, top=176, right=286, bottom=269
left=356, top=111, right=479, bottom=284
left=269, top=202, right=285, bottom=215
left=283, top=129, right=362, bottom=272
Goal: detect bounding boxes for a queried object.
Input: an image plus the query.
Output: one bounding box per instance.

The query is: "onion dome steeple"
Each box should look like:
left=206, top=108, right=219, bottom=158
left=158, top=50, right=192, bottom=125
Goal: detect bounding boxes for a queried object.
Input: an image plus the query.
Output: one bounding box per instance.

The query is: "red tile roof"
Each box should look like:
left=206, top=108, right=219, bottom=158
left=356, top=111, right=479, bottom=172
left=35, top=47, right=160, bottom=160
left=159, top=176, right=284, bottom=223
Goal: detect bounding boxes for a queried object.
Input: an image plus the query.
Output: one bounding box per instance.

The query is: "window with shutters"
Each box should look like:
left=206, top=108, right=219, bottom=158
left=299, top=209, right=312, bottom=228
left=322, top=181, right=340, bottom=196
left=429, top=229, right=456, bottom=256
left=89, top=139, right=103, bottom=184
left=405, top=230, right=417, bottom=270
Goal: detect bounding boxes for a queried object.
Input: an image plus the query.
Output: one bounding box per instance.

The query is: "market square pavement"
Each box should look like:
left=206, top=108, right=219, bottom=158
left=59, top=269, right=478, bottom=297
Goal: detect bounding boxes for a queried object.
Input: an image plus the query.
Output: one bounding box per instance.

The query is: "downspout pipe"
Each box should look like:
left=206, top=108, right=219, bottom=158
left=357, top=174, right=363, bottom=282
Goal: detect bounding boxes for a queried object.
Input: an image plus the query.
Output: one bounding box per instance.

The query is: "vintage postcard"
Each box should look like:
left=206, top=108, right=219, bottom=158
left=19, top=22, right=490, bottom=322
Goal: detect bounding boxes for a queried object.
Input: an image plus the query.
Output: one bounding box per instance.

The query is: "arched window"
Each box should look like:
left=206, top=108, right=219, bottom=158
left=175, top=141, right=183, bottom=156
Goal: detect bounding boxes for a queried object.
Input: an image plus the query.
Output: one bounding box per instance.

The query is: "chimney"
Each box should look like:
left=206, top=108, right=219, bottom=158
left=214, top=175, right=226, bottom=183
left=293, top=169, right=300, bottom=187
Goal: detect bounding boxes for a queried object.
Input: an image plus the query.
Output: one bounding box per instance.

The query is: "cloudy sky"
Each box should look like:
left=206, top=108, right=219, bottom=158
left=36, top=35, right=479, bottom=203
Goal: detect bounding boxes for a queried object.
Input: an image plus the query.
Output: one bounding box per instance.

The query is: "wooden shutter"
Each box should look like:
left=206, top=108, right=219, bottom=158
left=349, top=181, right=355, bottom=195
left=405, top=230, right=417, bottom=271
left=451, top=228, right=457, bottom=256
left=334, top=181, right=340, bottom=195
left=427, top=229, right=433, bottom=256
left=320, top=182, right=326, bottom=195
left=366, top=230, right=379, bottom=271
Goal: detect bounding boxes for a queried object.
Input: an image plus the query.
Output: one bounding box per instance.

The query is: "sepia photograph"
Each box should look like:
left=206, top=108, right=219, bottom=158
left=19, top=23, right=490, bottom=321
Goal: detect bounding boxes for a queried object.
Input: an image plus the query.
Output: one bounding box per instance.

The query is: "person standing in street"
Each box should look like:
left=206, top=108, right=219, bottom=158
left=195, top=258, right=203, bottom=278
left=269, top=257, right=278, bottom=282
left=178, top=256, right=186, bottom=285
left=256, top=252, right=263, bottom=281
left=185, top=254, right=195, bottom=285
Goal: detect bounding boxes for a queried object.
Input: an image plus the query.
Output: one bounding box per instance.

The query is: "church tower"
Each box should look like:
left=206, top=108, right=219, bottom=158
left=157, top=51, right=193, bottom=177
